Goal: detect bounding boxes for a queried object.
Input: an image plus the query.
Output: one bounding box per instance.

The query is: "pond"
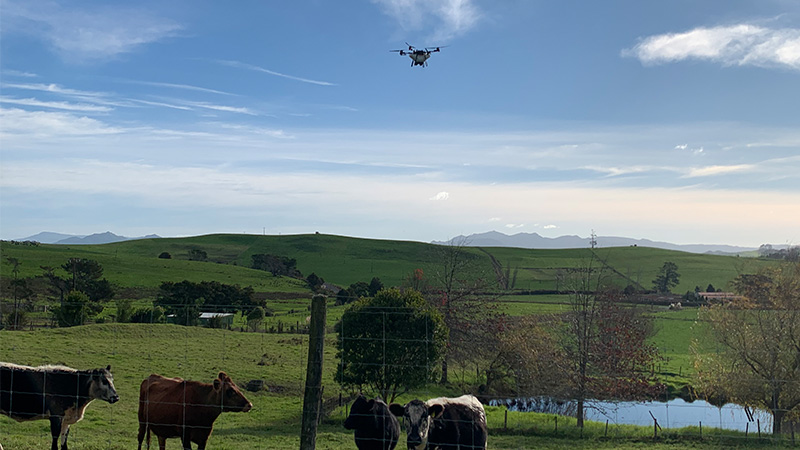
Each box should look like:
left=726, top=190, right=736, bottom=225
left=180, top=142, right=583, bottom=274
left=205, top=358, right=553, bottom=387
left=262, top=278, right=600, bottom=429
left=489, top=397, right=773, bottom=432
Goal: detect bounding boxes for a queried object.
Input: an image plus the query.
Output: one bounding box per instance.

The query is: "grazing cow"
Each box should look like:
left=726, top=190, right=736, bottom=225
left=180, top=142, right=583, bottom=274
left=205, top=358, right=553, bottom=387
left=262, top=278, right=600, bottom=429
left=344, top=395, right=400, bottom=450
left=137, top=372, right=252, bottom=450
left=390, top=395, right=487, bottom=450
left=0, top=362, right=119, bottom=450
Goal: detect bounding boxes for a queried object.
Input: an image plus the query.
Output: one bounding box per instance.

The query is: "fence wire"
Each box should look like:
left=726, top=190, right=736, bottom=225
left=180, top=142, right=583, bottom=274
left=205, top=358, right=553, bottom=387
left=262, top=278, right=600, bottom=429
left=1, top=300, right=799, bottom=449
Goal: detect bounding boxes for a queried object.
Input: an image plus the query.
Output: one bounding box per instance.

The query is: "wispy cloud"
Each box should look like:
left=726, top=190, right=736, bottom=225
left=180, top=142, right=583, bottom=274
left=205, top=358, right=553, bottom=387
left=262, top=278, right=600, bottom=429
left=1, top=0, right=182, bottom=61
left=430, top=191, right=450, bottom=201
left=1, top=69, right=38, bottom=78
left=685, top=164, right=756, bottom=177
left=116, top=80, right=235, bottom=96
left=372, top=0, right=482, bottom=41
left=0, top=107, right=122, bottom=136
left=623, top=24, right=800, bottom=71
left=214, top=60, right=336, bottom=86
left=0, top=96, right=113, bottom=112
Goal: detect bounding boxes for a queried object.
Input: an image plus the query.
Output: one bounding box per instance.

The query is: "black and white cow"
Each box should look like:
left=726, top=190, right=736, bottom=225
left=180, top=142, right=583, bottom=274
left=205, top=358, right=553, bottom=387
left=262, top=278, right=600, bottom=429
left=344, top=395, right=400, bottom=450
left=390, top=395, right=487, bottom=450
left=0, top=362, right=119, bottom=450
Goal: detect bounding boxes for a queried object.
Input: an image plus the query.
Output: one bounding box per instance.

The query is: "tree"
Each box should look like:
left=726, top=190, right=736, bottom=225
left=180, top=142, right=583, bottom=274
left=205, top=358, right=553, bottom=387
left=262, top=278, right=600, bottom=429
left=652, top=261, right=680, bottom=293
left=428, top=240, right=502, bottom=385
left=247, top=306, right=266, bottom=332
left=53, top=291, right=92, bottom=327
left=306, top=273, right=325, bottom=292
left=335, top=289, right=447, bottom=402
left=562, top=254, right=663, bottom=428
left=158, top=252, right=172, bottom=259
left=251, top=254, right=300, bottom=277
left=5, top=257, right=34, bottom=330
left=188, top=248, right=208, bottom=261
left=61, top=258, right=115, bottom=303
left=696, top=262, right=800, bottom=434
left=368, top=277, right=384, bottom=296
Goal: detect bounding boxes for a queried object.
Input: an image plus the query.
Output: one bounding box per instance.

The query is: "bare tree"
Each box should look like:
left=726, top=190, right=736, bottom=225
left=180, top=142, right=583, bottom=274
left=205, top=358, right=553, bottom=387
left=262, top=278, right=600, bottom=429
left=428, top=239, right=502, bottom=385
left=696, top=262, right=800, bottom=434
left=561, top=253, right=663, bottom=427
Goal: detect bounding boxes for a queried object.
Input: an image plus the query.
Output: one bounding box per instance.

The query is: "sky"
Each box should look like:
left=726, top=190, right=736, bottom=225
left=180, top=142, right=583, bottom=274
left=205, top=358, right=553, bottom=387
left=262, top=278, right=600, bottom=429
left=1, top=0, right=799, bottom=247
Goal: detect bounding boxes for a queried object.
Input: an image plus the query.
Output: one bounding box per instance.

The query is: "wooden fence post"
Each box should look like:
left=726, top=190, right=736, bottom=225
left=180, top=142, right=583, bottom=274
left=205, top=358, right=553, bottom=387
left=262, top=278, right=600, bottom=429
left=300, top=295, right=327, bottom=450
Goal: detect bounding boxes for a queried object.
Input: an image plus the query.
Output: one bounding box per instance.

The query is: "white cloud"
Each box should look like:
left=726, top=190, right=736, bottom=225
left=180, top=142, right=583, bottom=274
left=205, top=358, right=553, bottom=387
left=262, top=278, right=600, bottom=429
left=430, top=191, right=450, bottom=201
left=543, top=225, right=558, bottom=229
left=624, top=24, right=800, bottom=71
left=685, top=164, right=755, bottom=177
left=214, top=60, right=336, bottom=86
left=0, top=107, right=121, bottom=136
left=0, top=96, right=113, bottom=112
left=372, top=0, right=482, bottom=40
left=505, top=223, right=524, bottom=228
left=488, top=217, right=501, bottom=222
left=674, top=144, right=688, bottom=150
left=1, top=0, right=182, bottom=61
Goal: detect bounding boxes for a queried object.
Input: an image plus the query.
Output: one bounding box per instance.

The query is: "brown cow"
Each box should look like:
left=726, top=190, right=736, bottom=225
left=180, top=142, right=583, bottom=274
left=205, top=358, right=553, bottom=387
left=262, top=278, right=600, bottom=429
left=137, top=372, right=252, bottom=450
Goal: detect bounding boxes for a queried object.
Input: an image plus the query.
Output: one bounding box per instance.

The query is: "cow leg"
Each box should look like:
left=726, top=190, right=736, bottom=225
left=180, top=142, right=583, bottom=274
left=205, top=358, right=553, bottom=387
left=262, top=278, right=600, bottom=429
left=137, top=422, right=147, bottom=450
left=60, top=424, right=71, bottom=450
left=180, top=429, right=194, bottom=450
left=49, top=416, right=61, bottom=450
left=157, top=435, right=167, bottom=450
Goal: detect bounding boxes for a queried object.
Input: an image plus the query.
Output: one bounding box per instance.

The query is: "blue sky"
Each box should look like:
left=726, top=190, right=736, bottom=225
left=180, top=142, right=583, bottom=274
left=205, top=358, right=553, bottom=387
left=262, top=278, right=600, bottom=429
left=1, top=0, right=798, bottom=247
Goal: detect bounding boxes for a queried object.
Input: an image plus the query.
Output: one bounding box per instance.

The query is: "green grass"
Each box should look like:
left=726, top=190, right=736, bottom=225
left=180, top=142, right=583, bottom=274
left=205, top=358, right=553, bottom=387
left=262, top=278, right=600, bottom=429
left=1, top=234, right=778, bottom=295
left=2, top=324, right=794, bottom=449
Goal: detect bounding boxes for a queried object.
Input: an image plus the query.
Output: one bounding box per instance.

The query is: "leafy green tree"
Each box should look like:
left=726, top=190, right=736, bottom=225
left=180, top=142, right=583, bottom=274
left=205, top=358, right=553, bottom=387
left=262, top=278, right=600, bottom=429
left=368, top=277, right=384, bottom=296
left=652, top=261, right=680, bottom=293
left=335, top=288, right=447, bottom=402
left=251, top=254, right=300, bottom=277
left=53, top=291, right=92, bottom=327
left=335, top=288, right=352, bottom=306
left=247, top=306, right=266, bottom=331
left=306, top=273, right=325, bottom=291
left=188, top=248, right=208, bottom=261
left=61, top=258, right=115, bottom=303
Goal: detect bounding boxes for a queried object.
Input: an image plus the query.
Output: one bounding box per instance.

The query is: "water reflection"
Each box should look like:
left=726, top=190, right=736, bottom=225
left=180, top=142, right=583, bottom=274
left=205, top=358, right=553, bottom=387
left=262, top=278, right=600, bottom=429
left=490, top=397, right=772, bottom=432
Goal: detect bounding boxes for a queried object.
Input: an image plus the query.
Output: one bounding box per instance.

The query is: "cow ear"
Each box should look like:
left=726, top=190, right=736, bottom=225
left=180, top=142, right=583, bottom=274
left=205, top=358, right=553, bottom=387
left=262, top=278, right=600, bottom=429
left=213, top=378, right=221, bottom=390
left=429, top=404, right=445, bottom=419
left=367, top=399, right=376, bottom=410
left=389, top=403, right=405, bottom=417
left=106, top=365, right=111, bottom=371
left=218, top=371, right=228, bottom=380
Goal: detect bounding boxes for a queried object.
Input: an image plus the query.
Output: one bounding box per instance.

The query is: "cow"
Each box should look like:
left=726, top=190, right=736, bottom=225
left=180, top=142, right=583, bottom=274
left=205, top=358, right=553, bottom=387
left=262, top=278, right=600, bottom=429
left=344, top=394, right=400, bottom=450
left=390, top=395, right=487, bottom=450
left=137, top=372, right=252, bottom=450
left=0, top=362, right=119, bottom=450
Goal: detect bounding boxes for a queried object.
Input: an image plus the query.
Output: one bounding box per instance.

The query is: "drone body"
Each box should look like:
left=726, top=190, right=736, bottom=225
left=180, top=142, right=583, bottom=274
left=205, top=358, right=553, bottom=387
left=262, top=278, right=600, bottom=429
left=391, top=43, right=445, bottom=67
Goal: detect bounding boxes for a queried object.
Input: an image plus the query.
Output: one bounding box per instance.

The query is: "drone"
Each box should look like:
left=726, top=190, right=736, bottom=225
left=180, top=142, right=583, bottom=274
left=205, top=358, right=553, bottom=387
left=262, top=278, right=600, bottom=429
left=390, top=43, right=446, bottom=67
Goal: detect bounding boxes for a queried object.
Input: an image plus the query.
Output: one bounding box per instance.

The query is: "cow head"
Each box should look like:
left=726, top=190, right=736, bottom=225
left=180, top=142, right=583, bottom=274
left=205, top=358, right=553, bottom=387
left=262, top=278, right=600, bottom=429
left=89, top=365, right=120, bottom=404
left=344, top=394, right=374, bottom=430
left=212, top=372, right=252, bottom=412
left=390, top=399, right=443, bottom=450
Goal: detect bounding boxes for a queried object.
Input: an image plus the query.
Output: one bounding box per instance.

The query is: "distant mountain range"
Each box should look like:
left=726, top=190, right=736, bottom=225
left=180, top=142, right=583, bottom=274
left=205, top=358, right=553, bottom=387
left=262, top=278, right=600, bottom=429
left=433, top=231, right=760, bottom=254
left=16, top=231, right=160, bottom=245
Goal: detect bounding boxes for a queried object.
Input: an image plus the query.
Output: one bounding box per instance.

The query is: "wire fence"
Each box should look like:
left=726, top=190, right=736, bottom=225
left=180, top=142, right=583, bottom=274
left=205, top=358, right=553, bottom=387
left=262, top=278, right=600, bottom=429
left=1, top=299, right=800, bottom=449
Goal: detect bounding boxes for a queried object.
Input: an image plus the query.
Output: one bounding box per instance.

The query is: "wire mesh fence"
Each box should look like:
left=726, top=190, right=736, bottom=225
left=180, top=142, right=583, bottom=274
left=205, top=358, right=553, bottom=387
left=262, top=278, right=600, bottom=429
left=1, top=298, right=800, bottom=449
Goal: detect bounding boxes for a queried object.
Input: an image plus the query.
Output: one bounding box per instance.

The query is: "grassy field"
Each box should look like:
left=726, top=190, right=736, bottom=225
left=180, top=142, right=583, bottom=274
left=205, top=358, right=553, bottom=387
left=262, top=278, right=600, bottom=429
left=1, top=325, right=795, bottom=450
left=0, top=234, right=776, bottom=295
left=1, top=235, right=790, bottom=448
